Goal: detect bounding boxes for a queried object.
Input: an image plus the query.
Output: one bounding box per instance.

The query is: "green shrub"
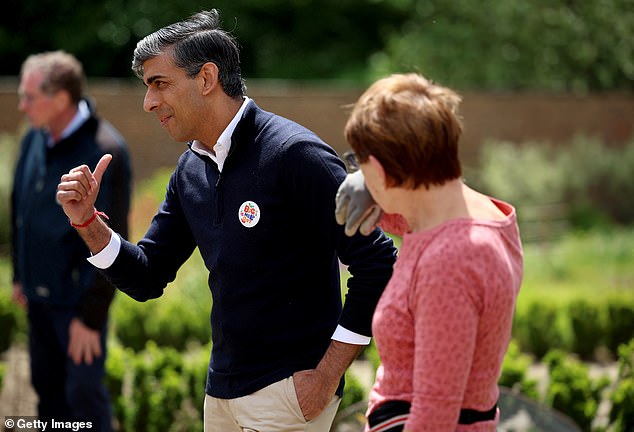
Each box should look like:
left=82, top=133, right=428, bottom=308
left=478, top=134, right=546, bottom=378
left=609, top=339, right=634, bottom=432
left=470, top=136, right=634, bottom=233
left=513, top=302, right=568, bottom=359
left=560, top=136, right=634, bottom=227
left=474, top=140, right=567, bottom=210
left=105, top=341, right=134, bottom=428
left=0, top=287, right=20, bottom=353
left=0, top=361, right=5, bottom=391
left=499, top=340, right=539, bottom=400
left=513, top=294, right=634, bottom=361
left=514, top=226, right=633, bottom=360
left=110, top=295, right=151, bottom=351
left=544, top=349, right=610, bottom=431
left=513, top=293, right=634, bottom=361
left=568, top=299, right=605, bottom=361
left=107, top=340, right=207, bottom=432
left=110, top=252, right=211, bottom=352
left=606, top=298, right=634, bottom=354
left=340, top=371, right=367, bottom=413
left=362, top=340, right=381, bottom=374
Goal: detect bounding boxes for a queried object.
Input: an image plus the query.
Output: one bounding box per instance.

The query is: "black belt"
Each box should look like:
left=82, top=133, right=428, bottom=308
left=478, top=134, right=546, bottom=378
left=368, top=400, right=497, bottom=430
left=458, top=403, right=498, bottom=424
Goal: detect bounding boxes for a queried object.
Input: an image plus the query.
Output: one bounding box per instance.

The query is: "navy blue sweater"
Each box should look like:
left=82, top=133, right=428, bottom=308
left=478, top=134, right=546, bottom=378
left=105, top=101, right=396, bottom=398
left=11, top=105, right=131, bottom=330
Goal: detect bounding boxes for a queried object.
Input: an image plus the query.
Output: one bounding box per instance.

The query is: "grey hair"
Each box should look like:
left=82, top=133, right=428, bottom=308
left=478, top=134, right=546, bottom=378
left=21, top=51, right=84, bottom=104
left=131, top=9, right=246, bottom=98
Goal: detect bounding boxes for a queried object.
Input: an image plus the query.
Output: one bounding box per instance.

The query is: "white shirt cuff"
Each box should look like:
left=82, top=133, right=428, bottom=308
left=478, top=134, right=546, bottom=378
left=331, top=325, right=371, bottom=345
left=86, top=230, right=120, bottom=269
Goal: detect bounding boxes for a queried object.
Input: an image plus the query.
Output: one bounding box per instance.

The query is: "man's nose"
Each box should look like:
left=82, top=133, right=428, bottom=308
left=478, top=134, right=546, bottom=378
left=143, top=88, right=159, bottom=112
left=17, top=97, right=28, bottom=113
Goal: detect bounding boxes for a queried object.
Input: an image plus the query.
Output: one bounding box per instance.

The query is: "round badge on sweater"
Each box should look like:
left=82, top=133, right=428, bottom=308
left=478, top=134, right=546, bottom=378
left=238, top=200, right=260, bottom=228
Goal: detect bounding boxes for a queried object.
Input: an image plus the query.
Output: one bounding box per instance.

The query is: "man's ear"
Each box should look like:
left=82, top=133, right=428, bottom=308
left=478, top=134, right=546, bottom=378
left=199, top=62, right=220, bottom=95
left=53, top=90, right=71, bottom=111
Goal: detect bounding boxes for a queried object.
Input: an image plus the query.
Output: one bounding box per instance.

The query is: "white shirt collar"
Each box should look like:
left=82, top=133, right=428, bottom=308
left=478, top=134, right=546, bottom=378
left=191, top=97, right=251, bottom=172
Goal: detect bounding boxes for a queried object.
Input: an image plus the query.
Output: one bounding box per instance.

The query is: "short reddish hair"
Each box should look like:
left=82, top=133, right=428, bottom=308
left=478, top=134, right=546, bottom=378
left=345, top=73, right=463, bottom=189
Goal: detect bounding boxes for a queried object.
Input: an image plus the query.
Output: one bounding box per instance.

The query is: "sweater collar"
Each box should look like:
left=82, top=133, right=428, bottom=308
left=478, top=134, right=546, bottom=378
left=190, top=97, right=251, bottom=171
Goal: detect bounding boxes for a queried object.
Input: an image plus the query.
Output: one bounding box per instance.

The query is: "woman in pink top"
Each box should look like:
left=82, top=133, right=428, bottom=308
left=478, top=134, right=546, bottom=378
left=338, top=73, right=523, bottom=431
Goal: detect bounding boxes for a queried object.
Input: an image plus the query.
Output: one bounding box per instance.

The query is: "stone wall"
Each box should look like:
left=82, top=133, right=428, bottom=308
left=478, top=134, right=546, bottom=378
left=1, top=78, right=632, bottom=181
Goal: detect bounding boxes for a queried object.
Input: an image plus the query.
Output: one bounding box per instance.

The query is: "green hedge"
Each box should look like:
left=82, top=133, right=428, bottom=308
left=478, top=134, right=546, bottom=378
left=513, top=295, right=634, bottom=361
left=104, top=340, right=371, bottom=432
left=499, top=340, right=539, bottom=400
left=111, top=292, right=211, bottom=352
left=109, top=252, right=212, bottom=352
left=102, top=337, right=634, bottom=432
left=105, top=340, right=209, bottom=432
left=609, top=339, right=634, bottom=432
left=544, top=350, right=610, bottom=431
left=0, top=286, right=27, bottom=354
left=0, top=262, right=631, bottom=371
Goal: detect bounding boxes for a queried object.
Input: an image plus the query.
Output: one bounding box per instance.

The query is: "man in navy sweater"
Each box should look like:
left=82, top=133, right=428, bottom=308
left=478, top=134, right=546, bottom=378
left=56, top=10, right=396, bottom=431
left=11, top=51, right=131, bottom=431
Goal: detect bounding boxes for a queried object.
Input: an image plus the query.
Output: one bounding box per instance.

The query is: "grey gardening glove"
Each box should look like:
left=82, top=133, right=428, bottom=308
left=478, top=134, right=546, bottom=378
left=335, top=170, right=383, bottom=237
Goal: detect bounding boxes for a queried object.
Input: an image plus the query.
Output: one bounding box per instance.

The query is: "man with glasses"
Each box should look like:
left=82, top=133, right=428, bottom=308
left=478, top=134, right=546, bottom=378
left=11, top=50, right=131, bottom=431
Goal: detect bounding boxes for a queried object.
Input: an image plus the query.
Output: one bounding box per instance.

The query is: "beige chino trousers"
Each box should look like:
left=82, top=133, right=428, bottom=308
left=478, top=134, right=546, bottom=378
left=204, top=376, right=341, bottom=432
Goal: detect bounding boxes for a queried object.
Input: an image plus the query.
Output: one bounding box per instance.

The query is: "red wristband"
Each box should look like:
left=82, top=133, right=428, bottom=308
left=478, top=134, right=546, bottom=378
left=70, top=210, right=109, bottom=228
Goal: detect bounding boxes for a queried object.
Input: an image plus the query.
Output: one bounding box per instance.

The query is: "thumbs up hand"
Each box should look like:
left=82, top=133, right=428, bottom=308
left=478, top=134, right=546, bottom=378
left=57, top=154, right=112, bottom=226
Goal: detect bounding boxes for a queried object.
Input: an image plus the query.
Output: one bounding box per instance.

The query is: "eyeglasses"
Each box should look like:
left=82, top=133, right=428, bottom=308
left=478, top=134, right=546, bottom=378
left=18, top=90, right=50, bottom=106
left=342, top=151, right=359, bottom=173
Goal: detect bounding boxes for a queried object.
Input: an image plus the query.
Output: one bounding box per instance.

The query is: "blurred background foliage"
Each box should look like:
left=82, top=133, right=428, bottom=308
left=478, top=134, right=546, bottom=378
left=1, top=0, right=632, bottom=90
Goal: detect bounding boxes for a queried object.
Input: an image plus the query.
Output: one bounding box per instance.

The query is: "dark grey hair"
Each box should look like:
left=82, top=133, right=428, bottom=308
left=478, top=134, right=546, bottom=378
left=132, top=9, right=246, bottom=98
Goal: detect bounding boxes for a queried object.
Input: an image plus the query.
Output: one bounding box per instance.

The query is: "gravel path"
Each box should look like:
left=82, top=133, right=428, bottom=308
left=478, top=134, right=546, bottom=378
left=0, top=345, right=38, bottom=430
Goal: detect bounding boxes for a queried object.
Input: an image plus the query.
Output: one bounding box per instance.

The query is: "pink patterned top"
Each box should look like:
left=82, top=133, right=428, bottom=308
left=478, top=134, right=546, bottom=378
left=368, top=199, right=523, bottom=431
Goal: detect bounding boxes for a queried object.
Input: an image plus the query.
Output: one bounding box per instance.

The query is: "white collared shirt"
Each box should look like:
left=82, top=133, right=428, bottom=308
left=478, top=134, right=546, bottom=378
left=48, top=100, right=91, bottom=147
left=190, top=97, right=250, bottom=172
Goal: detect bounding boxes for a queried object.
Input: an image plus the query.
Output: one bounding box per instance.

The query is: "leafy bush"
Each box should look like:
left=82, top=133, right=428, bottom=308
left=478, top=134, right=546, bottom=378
left=110, top=251, right=211, bottom=351
left=112, top=293, right=210, bottom=352
left=609, top=339, right=634, bottom=432
left=106, top=340, right=208, bottom=432
left=543, top=350, right=610, bottom=431
left=0, top=361, right=5, bottom=391
left=499, top=340, right=539, bottom=400
left=513, top=293, right=634, bottom=361
left=471, top=136, right=634, bottom=234
left=513, top=302, right=568, bottom=359
left=559, top=136, right=634, bottom=228
left=0, top=285, right=27, bottom=353
left=568, top=299, right=605, bottom=361
left=606, top=299, right=634, bottom=354
left=340, top=371, right=367, bottom=413
left=362, top=340, right=381, bottom=374
left=104, top=341, right=133, bottom=427
left=0, top=289, right=17, bottom=353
